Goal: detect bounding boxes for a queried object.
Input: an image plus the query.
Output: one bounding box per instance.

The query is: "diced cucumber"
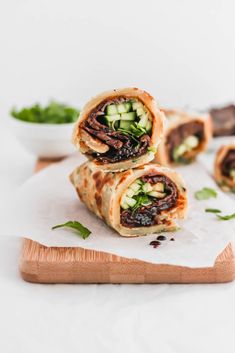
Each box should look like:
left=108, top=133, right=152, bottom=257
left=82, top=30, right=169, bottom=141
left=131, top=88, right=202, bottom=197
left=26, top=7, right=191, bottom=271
left=121, top=112, right=136, bottom=121
left=136, top=107, right=145, bottom=117
left=126, top=188, right=135, bottom=198
left=138, top=114, right=148, bottom=128
left=104, top=114, right=121, bottom=122
left=132, top=101, right=143, bottom=110
left=184, top=135, right=199, bottom=149
left=119, top=120, right=133, bottom=130
left=117, top=102, right=132, bottom=114
left=124, top=102, right=131, bottom=112
left=121, top=202, right=129, bottom=210
left=173, top=144, right=187, bottom=160
left=146, top=120, right=152, bottom=133
left=152, top=182, right=164, bottom=192
left=230, top=169, right=235, bottom=179
left=125, top=196, right=137, bottom=207
left=106, top=104, right=118, bottom=116
left=148, top=191, right=166, bottom=198
left=142, top=182, right=152, bottom=193
left=130, top=182, right=141, bottom=192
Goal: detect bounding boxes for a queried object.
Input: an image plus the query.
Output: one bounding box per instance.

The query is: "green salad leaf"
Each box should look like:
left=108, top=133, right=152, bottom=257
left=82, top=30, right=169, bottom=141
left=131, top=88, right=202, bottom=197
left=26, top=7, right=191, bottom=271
left=195, top=187, right=217, bottom=200
left=216, top=213, right=235, bottom=221
left=11, top=101, right=80, bottom=124
left=205, top=208, right=221, bottom=213
left=52, top=221, right=91, bottom=239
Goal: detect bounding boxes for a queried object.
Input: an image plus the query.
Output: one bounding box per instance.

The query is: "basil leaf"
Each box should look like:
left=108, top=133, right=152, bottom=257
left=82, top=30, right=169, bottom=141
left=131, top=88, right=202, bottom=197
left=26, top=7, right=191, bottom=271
left=11, top=101, right=79, bottom=124
left=216, top=213, right=235, bottom=221
left=205, top=208, right=221, bottom=213
left=195, top=187, right=217, bottom=200
left=52, top=221, right=91, bottom=239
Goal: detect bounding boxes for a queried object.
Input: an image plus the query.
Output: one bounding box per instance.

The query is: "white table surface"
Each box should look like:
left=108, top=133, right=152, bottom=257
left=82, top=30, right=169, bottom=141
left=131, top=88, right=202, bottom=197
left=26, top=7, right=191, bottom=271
left=0, top=121, right=235, bottom=353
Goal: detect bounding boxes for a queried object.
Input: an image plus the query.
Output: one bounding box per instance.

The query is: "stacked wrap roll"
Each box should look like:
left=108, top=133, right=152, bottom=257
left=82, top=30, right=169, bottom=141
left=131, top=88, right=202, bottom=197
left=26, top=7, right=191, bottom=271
left=72, top=88, right=165, bottom=171
left=70, top=163, right=187, bottom=237
left=71, top=88, right=188, bottom=237
left=154, top=109, right=212, bottom=166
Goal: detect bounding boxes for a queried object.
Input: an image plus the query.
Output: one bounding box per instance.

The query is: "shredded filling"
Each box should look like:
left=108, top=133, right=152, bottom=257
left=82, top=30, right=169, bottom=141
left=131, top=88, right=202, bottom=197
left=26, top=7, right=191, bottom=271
left=120, top=174, right=178, bottom=228
left=81, top=97, right=152, bottom=163
left=166, top=121, right=204, bottom=163
left=221, top=149, right=235, bottom=179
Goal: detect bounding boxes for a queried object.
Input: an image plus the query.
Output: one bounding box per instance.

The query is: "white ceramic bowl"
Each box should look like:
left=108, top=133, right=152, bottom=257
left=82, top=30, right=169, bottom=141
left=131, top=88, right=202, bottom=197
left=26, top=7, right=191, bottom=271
left=8, top=116, right=77, bottom=159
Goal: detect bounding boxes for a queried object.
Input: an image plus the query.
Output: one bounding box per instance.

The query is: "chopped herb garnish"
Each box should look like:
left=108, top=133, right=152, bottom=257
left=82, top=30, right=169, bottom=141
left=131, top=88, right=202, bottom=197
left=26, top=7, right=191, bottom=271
left=132, top=195, right=151, bottom=213
left=52, top=221, right=91, bottom=239
left=205, top=208, right=221, bottom=213
left=216, top=213, right=235, bottom=221
left=195, top=187, right=217, bottom=200
left=11, top=101, right=79, bottom=124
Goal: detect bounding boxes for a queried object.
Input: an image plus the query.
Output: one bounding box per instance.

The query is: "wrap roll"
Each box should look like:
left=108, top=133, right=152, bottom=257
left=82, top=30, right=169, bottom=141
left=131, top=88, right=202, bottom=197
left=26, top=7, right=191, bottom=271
left=72, top=88, right=165, bottom=171
left=70, top=162, right=187, bottom=237
left=214, top=144, right=235, bottom=192
left=154, top=109, right=212, bottom=166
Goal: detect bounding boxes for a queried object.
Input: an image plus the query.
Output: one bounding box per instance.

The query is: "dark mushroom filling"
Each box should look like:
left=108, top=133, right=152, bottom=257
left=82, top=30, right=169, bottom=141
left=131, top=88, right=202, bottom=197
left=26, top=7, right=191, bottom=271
left=81, top=97, right=153, bottom=163
left=166, top=121, right=204, bottom=164
left=120, top=174, right=178, bottom=228
left=221, top=149, right=235, bottom=179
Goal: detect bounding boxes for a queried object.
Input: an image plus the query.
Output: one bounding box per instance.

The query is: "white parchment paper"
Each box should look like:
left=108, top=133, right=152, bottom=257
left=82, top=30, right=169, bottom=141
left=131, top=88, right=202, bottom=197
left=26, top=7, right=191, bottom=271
left=1, top=152, right=235, bottom=268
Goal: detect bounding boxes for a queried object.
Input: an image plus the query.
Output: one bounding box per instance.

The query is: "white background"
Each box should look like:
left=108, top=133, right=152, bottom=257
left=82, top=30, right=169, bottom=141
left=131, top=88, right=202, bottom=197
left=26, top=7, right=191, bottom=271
left=0, top=1, right=235, bottom=352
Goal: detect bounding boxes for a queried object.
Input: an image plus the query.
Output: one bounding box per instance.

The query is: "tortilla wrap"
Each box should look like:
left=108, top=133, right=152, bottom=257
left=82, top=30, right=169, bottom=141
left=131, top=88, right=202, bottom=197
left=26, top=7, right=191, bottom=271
left=154, top=108, right=212, bottom=166
left=70, top=162, right=187, bottom=237
left=72, top=87, right=165, bottom=171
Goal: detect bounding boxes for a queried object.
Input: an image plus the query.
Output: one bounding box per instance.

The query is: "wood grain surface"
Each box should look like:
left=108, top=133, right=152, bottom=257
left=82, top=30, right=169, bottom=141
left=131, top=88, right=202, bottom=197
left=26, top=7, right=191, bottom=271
left=19, top=159, right=235, bottom=284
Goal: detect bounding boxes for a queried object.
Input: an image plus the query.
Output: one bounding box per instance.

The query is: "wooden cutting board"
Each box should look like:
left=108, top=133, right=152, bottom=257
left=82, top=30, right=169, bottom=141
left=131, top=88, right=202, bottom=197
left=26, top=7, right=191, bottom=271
left=19, top=160, right=235, bottom=284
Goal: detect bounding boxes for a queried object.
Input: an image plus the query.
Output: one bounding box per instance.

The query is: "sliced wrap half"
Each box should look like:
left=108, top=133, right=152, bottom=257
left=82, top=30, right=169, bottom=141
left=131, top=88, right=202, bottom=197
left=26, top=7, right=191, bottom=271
left=154, top=109, right=212, bottom=166
left=214, top=144, right=235, bottom=192
left=70, top=162, right=187, bottom=237
left=72, top=88, right=165, bottom=171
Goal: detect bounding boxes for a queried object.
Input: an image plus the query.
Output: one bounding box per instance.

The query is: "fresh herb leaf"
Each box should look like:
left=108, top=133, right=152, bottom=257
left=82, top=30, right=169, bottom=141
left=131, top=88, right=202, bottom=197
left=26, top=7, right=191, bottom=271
left=11, top=101, right=80, bottom=124
left=117, top=128, right=140, bottom=144
left=148, top=146, right=157, bottom=153
left=205, top=208, right=221, bottom=213
left=132, top=194, right=151, bottom=212
left=52, top=221, right=91, bottom=239
left=130, top=122, right=146, bottom=137
left=195, top=187, right=217, bottom=200
left=216, top=213, right=235, bottom=221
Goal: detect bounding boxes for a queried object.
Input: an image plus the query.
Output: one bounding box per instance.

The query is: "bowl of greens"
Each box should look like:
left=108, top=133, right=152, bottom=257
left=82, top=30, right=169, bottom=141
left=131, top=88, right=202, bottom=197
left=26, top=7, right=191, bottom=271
left=9, top=101, right=80, bottom=158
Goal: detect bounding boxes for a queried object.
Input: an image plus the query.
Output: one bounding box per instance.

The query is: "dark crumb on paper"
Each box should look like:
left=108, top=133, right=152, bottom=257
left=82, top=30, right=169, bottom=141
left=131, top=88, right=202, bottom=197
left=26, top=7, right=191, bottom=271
left=170, top=238, right=175, bottom=241
left=157, top=235, right=166, bottom=241
left=149, top=240, right=161, bottom=248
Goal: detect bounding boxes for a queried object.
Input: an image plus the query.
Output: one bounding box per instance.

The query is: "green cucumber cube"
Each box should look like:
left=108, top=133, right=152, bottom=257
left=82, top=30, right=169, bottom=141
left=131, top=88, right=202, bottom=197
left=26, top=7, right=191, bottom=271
left=184, top=135, right=199, bottom=149
left=104, top=114, right=121, bottom=122
left=117, top=103, right=131, bottom=114
left=126, top=188, right=135, bottom=198
left=119, top=120, right=133, bottom=130
left=146, top=120, right=152, bottom=132
left=136, top=107, right=145, bottom=117
left=106, top=104, right=118, bottom=116
left=132, top=101, right=143, bottom=110
left=121, top=112, right=136, bottom=121
left=125, top=196, right=137, bottom=207
left=138, top=114, right=148, bottom=128
left=124, top=102, right=131, bottom=112
left=148, top=191, right=166, bottom=198
left=142, top=182, right=152, bottom=193
left=130, top=182, right=141, bottom=192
